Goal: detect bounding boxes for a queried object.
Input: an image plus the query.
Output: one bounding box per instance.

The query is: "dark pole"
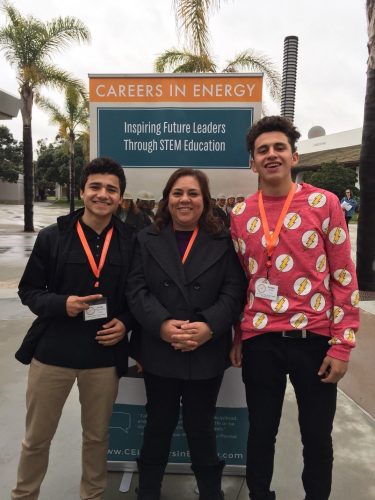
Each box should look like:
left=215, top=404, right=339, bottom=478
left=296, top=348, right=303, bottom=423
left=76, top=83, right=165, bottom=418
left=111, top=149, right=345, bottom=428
left=281, top=36, right=299, bottom=123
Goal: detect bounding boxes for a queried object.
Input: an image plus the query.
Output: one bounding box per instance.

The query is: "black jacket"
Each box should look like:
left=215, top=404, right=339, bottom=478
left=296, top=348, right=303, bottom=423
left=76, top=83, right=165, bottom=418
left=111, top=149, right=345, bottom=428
left=15, top=209, right=135, bottom=377
left=126, top=224, right=246, bottom=380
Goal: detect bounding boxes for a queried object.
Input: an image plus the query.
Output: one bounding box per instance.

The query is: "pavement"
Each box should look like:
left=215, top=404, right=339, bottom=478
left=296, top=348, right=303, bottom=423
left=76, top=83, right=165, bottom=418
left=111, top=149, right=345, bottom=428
left=0, top=203, right=374, bottom=500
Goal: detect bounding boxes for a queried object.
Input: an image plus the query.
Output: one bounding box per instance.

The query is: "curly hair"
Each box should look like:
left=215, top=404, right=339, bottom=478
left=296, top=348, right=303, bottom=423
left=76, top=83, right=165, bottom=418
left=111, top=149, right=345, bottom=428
left=80, top=157, right=126, bottom=195
left=246, top=116, right=301, bottom=157
left=154, top=168, right=224, bottom=234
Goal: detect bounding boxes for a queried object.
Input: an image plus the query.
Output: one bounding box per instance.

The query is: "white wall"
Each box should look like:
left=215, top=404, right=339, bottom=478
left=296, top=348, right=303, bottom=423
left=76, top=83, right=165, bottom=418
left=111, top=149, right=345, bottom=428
left=0, top=174, right=23, bottom=203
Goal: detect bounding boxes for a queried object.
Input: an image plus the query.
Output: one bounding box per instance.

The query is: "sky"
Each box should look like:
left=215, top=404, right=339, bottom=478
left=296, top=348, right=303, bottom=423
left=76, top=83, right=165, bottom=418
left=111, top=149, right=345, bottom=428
left=0, top=0, right=368, bottom=147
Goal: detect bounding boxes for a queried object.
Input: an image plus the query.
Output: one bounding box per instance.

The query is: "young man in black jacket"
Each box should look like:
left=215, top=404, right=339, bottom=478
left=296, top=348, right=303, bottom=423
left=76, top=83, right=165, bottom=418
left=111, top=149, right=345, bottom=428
left=12, top=157, right=134, bottom=500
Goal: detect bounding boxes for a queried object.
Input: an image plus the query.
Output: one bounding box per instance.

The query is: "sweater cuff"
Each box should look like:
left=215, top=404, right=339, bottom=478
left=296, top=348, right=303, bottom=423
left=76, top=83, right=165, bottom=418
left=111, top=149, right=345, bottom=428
left=327, top=343, right=352, bottom=362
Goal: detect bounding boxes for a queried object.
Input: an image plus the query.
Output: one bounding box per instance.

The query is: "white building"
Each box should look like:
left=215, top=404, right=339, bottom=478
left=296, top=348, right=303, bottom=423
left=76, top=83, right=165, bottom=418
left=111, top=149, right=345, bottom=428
left=0, top=88, right=22, bottom=202
left=296, top=127, right=361, bottom=189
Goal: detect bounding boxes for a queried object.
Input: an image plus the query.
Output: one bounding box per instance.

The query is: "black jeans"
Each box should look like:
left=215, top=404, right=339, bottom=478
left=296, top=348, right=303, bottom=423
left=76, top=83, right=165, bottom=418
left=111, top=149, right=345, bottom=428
left=242, top=334, right=337, bottom=500
left=141, top=372, right=223, bottom=466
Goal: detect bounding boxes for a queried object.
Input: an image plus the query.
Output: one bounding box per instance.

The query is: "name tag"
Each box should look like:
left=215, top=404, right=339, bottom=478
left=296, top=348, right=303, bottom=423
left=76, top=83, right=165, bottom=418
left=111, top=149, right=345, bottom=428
left=84, top=298, right=108, bottom=321
left=255, top=281, right=279, bottom=301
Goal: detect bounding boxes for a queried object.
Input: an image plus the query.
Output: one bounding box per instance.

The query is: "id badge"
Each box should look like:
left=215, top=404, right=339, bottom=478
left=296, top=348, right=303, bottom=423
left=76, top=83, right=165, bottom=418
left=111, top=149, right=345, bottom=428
left=255, top=280, right=279, bottom=301
left=84, top=298, right=108, bottom=321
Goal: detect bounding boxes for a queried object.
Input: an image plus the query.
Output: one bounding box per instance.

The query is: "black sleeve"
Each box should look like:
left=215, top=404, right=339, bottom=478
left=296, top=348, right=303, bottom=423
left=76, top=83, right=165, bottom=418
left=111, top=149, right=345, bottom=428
left=18, top=230, right=68, bottom=318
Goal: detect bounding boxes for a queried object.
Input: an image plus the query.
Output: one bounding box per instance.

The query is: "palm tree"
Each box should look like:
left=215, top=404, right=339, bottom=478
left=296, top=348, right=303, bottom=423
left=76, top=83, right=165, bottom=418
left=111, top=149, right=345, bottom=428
left=38, top=85, right=89, bottom=212
left=157, top=1, right=281, bottom=102
left=357, top=0, right=375, bottom=291
left=0, top=2, right=90, bottom=231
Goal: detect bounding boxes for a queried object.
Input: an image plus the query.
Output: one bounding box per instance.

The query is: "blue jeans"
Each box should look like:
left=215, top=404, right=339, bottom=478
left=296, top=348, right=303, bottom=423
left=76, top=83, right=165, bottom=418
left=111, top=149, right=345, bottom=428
left=242, top=333, right=337, bottom=500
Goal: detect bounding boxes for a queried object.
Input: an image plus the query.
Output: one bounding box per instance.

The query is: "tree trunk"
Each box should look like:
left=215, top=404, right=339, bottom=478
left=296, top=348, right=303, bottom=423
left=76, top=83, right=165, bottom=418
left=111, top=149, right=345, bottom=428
left=21, top=84, right=34, bottom=232
left=357, top=0, right=375, bottom=290
left=69, top=132, right=75, bottom=213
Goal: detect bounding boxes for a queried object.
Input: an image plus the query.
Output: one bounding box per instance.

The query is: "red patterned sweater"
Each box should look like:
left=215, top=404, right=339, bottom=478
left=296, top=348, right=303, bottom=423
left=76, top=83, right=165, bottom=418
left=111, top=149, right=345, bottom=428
left=230, top=183, right=359, bottom=361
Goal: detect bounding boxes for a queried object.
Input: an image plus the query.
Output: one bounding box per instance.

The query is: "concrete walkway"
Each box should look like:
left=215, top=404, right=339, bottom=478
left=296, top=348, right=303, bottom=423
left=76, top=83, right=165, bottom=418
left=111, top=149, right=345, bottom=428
left=0, top=203, right=374, bottom=500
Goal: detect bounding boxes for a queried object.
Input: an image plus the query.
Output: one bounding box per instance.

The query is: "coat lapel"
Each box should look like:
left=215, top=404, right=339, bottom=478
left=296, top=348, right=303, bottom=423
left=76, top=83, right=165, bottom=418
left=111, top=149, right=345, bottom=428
left=144, top=225, right=229, bottom=293
left=144, top=225, right=188, bottom=299
left=183, top=228, right=228, bottom=284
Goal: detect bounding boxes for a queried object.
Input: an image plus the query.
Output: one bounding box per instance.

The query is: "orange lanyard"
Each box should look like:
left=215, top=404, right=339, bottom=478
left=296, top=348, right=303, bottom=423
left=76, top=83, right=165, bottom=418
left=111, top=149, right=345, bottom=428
left=258, top=183, right=296, bottom=271
left=181, top=226, right=199, bottom=264
left=76, top=221, right=113, bottom=288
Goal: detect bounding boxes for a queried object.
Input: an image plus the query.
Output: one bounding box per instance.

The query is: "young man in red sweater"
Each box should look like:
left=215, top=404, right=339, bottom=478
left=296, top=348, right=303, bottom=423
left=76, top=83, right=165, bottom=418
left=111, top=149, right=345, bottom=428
left=230, top=116, right=359, bottom=500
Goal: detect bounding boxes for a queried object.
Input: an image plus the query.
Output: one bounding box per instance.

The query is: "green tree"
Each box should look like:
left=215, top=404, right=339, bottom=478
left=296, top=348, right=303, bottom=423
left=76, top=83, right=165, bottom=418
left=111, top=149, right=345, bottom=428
left=38, top=85, right=89, bottom=212
left=302, top=162, right=358, bottom=200
left=36, top=137, right=86, bottom=200
left=357, top=0, right=375, bottom=291
left=156, top=1, right=281, bottom=102
left=0, top=1, right=90, bottom=231
left=0, top=124, right=23, bottom=182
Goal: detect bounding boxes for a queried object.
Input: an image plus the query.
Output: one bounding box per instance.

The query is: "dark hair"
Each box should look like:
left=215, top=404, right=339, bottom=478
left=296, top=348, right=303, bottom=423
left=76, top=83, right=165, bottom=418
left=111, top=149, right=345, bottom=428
left=80, top=157, right=126, bottom=195
left=154, top=168, right=224, bottom=234
left=246, top=116, right=301, bottom=157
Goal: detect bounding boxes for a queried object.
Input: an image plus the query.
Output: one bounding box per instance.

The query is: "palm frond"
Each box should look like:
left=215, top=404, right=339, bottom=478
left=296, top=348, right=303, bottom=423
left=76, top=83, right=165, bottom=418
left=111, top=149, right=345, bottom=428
left=222, top=50, right=281, bottom=102
left=37, top=85, right=88, bottom=141
left=37, top=95, right=66, bottom=124
left=173, top=1, right=223, bottom=54
left=40, top=17, right=91, bottom=56
left=1, top=2, right=22, bottom=26
left=155, top=48, right=216, bottom=73
left=34, top=63, right=86, bottom=94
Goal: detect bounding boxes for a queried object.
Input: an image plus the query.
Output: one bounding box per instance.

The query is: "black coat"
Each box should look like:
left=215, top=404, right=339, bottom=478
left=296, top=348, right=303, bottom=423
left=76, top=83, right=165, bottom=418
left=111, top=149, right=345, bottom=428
left=15, top=209, right=135, bottom=377
left=126, top=224, right=246, bottom=380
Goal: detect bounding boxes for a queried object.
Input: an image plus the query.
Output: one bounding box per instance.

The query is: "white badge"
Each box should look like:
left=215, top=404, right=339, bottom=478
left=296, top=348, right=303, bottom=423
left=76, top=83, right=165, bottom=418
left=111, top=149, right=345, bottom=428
left=84, top=298, right=108, bottom=321
left=255, top=281, right=279, bottom=301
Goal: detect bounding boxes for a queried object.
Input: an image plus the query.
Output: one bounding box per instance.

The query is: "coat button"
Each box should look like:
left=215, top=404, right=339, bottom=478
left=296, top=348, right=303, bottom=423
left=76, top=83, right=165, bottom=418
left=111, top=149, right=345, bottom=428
left=193, top=282, right=201, bottom=290
left=163, top=281, right=170, bottom=287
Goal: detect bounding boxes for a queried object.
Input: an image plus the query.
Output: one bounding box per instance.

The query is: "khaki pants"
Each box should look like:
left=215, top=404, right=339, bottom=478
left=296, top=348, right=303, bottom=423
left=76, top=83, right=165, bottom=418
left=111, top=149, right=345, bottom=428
left=12, top=359, right=119, bottom=500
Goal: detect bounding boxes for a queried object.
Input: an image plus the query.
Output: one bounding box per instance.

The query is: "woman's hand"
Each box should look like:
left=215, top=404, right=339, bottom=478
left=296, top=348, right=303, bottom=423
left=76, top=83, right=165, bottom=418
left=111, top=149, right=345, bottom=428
left=160, top=319, right=194, bottom=344
left=172, top=321, right=212, bottom=351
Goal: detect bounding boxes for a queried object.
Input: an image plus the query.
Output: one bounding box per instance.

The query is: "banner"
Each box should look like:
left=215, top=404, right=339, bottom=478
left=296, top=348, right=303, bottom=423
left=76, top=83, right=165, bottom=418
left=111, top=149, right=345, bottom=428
left=97, top=107, right=252, bottom=168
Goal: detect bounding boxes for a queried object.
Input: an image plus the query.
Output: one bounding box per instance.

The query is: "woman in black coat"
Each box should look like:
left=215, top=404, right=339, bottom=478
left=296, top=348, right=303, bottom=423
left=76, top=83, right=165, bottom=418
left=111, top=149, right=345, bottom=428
left=126, top=168, right=246, bottom=500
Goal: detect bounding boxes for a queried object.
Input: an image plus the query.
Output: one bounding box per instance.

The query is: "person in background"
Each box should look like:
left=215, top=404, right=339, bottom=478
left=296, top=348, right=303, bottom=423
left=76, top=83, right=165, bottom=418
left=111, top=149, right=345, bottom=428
left=216, top=194, right=227, bottom=211
left=236, top=193, right=245, bottom=204
left=226, top=195, right=236, bottom=214
left=12, top=157, right=134, bottom=500
left=148, top=193, right=156, bottom=216
left=340, top=188, right=357, bottom=227
left=136, top=191, right=155, bottom=223
left=215, top=193, right=230, bottom=228
left=127, top=168, right=246, bottom=500
left=119, top=193, right=151, bottom=232
left=230, top=116, right=359, bottom=500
